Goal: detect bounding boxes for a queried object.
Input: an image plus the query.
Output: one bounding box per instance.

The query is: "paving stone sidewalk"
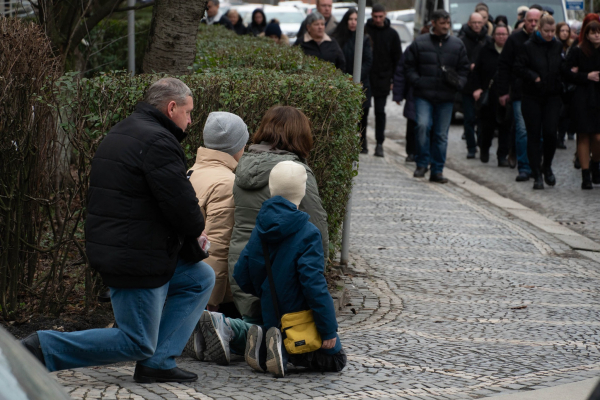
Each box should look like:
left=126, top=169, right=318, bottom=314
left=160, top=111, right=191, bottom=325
left=54, top=148, right=600, bottom=399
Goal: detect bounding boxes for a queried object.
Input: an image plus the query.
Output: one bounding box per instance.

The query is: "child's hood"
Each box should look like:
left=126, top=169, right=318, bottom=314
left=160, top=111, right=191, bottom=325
left=256, top=196, right=309, bottom=243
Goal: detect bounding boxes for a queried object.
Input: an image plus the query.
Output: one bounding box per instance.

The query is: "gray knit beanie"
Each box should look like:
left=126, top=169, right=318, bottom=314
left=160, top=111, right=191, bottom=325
left=203, top=112, right=249, bottom=155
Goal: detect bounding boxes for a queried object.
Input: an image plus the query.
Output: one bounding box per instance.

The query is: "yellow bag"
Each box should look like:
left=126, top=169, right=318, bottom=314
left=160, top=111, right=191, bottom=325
left=281, top=310, right=322, bottom=354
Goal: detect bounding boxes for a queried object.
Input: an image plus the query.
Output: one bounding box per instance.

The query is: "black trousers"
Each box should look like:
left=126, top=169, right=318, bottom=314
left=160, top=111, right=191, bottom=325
left=373, top=96, right=387, bottom=144
left=360, top=106, right=369, bottom=150
left=479, top=107, right=510, bottom=160
left=406, top=118, right=416, bottom=156
left=521, top=96, right=561, bottom=176
left=289, top=348, right=347, bottom=372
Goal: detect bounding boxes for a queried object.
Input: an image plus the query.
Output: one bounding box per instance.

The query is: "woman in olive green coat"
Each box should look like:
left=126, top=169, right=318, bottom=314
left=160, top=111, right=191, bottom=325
left=228, top=106, right=329, bottom=324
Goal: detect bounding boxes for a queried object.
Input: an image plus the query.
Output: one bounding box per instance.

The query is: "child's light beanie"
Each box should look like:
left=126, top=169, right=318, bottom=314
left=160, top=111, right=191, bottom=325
left=269, top=161, right=307, bottom=207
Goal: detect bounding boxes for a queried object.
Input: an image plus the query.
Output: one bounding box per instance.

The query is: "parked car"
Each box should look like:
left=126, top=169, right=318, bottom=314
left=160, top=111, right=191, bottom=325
left=387, top=9, right=415, bottom=33
left=390, top=21, right=413, bottom=49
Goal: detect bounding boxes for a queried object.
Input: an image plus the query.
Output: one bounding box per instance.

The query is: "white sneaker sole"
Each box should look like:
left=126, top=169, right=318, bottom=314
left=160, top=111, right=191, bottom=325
left=265, top=328, right=285, bottom=378
left=183, top=320, right=204, bottom=361
left=245, top=325, right=264, bottom=372
left=200, top=310, right=229, bottom=366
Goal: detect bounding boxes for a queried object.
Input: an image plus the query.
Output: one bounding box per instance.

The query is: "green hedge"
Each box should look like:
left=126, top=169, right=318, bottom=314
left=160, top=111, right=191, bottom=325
left=56, top=66, right=363, bottom=256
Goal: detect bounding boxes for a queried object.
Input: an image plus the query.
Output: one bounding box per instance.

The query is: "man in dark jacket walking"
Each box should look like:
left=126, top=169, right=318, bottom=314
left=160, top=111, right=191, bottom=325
left=497, top=8, right=541, bottom=182
left=459, top=12, right=491, bottom=159
left=365, top=4, right=402, bottom=157
left=404, top=9, right=470, bottom=183
left=21, top=78, right=215, bottom=383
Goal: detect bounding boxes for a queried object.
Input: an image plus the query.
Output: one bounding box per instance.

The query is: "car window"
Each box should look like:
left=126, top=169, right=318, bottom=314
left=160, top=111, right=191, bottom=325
left=264, top=11, right=306, bottom=23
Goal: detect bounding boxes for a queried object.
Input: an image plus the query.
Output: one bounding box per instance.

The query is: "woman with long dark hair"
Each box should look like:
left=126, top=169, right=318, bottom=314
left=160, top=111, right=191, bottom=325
left=248, top=9, right=267, bottom=36
left=564, top=20, right=600, bottom=189
left=332, top=8, right=373, bottom=153
left=556, top=21, right=573, bottom=149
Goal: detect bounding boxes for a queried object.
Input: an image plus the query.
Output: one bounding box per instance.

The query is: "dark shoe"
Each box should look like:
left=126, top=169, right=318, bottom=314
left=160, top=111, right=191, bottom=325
left=498, top=158, right=509, bottom=167
left=134, top=364, right=198, bottom=383
left=405, top=154, right=416, bottom=163
left=543, top=167, right=556, bottom=186
left=582, top=169, right=593, bottom=190
left=360, top=147, right=368, bottom=154
left=568, top=133, right=575, bottom=140
left=591, top=161, right=600, bottom=184
left=461, top=132, right=466, bottom=140
left=480, top=152, right=489, bottom=163
left=429, top=173, right=448, bottom=184
left=515, top=171, right=530, bottom=182
left=413, top=166, right=427, bottom=178
left=557, top=140, right=567, bottom=149
left=466, top=152, right=476, bottom=159
left=374, top=144, right=384, bottom=157
left=21, top=333, right=45, bottom=366
left=533, top=174, right=544, bottom=190
left=574, top=154, right=581, bottom=169
left=97, top=287, right=111, bottom=303
left=508, top=151, right=517, bottom=169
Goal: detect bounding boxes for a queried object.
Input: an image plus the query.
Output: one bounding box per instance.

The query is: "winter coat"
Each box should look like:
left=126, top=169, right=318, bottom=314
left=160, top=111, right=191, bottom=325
left=472, top=41, right=502, bottom=118
left=228, top=143, right=329, bottom=319
left=248, top=9, right=267, bottom=36
left=295, top=16, right=339, bottom=41
left=563, top=45, right=600, bottom=133
left=295, top=33, right=346, bottom=71
left=85, top=102, right=205, bottom=289
left=187, top=147, right=237, bottom=307
left=392, top=48, right=416, bottom=121
left=459, top=25, right=492, bottom=94
left=365, top=18, right=402, bottom=98
left=497, top=28, right=531, bottom=100
left=514, top=33, right=563, bottom=98
left=201, top=15, right=233, bottom=30
left=232, top=18, right=249, bottom=35
left=404, top=30, right=470, bottom=103
left=339, top=31, right=373, bottom=108
left=233, top=196, right=338, bottom=340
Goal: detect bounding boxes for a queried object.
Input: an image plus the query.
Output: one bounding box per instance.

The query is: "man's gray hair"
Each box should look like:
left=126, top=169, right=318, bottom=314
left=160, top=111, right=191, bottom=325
left=306, top=11, right=325, bottom=27
left=144, top=78, right=192, bottom=111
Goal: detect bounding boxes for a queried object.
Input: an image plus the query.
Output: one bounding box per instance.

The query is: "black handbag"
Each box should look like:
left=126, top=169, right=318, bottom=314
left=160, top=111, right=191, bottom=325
left=475, top=75, right=496, bottom=112
left=436, top=49, right=461, bottom=91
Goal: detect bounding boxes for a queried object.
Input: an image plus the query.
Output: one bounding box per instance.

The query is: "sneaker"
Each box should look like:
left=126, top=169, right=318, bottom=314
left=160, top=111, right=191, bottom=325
left=184, top=320, right=205, bottom=361
left=265, top=327, right=285, bottom=378
left=200, top=311, right=233, bottom=366
left=516, top=171, right=530, bottom=182
left=466, top=151, right=476, bottom=159
left=245, top=325, right=265, bottom=372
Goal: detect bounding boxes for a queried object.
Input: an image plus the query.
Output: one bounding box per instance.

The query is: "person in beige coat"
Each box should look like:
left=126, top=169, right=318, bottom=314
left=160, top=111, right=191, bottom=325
left=187, top=112, right=249, bottom=312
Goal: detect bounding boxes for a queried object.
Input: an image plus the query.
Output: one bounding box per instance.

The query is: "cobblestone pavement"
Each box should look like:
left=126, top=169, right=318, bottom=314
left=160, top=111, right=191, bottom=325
left=54, top=102, right=600, bottom=399
left=379, top=95, right=600, bottom=243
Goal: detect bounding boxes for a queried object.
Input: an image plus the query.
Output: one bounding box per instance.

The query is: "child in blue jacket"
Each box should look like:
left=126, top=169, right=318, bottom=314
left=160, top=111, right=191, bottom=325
left=233, top=161, right=346, bottom=377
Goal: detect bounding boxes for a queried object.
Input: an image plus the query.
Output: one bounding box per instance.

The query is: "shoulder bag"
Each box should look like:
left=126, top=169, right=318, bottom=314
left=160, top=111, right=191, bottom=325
left=436, top=46, right=461, bottom=91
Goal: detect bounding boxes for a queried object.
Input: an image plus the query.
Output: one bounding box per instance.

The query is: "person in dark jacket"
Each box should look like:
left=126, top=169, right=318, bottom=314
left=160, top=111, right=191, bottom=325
left=515, top=14, right=563, bottom=190
left=226, top=9, right=248, bottom=35
left=556, top=21, right=574, bottom=149
left=248, top=9, right=267, bottom=36
left=365, top=4, right=402, bottom=157
left=497, top=8, right=541, bottom=182
left=201, top=0, right=233, bottom=30
left=472, top=24, right=510, bottom=166
left=563, top=20, right=600, bottom=189
left=393, top=46, right=417, bottom=162
left=294, top=12, right=346, bottom=71
left=332, top=8, right=373, bottom=153
left=459, top=12, right=491, bottom=159
left=20, top=78, right=215, bottom=383
left=234, top=161, right=346, bottom=377
left=404, top=9, right=470, bottom=183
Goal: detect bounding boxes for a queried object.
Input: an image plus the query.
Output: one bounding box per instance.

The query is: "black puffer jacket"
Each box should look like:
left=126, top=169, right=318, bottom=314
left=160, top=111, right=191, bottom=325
left=563, top=45, right=600, bottom=133
left=459, top=25, right=491, bottom=94
left=339, top=31, right=373, bottom=105
left=472, top=40, right=502, bottom=117
left=365, top=18, right=402, bottom=97
left=514, top=33, right=563, bottom=98
left=232, top=18, right=248, bottom=35
left=85, top=102, right=205, bottom=289
left=404, top=31, right=470, bottom=103
left=497, top=28, right=531, bottom=100
left=295, top=34, right=346, bottom=70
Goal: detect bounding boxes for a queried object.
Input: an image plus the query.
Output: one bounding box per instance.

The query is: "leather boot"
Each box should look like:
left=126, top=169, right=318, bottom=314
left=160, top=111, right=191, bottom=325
left=532, top=172, right=544, bottom=190
left=582, top=169, right=593, bottom=190
left=134, top=364, right=198, bottom=383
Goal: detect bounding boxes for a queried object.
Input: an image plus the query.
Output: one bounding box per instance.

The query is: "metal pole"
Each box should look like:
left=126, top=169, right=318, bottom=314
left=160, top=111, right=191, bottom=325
left=340, top=0, right=367, bottom=266
left=127, top=0, right=135, bottom=75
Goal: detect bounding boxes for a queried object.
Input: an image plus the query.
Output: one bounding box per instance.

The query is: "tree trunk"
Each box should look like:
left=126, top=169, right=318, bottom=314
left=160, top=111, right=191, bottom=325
left=143, top=0, right=207, bottom=75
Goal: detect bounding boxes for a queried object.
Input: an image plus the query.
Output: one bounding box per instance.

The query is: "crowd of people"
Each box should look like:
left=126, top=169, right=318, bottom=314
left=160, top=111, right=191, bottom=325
left=20, top=78, right=346, bottom=382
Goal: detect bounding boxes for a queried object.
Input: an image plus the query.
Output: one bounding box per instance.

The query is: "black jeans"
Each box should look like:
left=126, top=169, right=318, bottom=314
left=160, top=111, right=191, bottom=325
left=360, top=106, right=369, bottom=150
left=373, top=96, right=387, bottom=144
left=521, top=95, right=561, bottom=176
left=479, top=105, right=510, bottom=160
left=406, top=118, right=416, bottom=156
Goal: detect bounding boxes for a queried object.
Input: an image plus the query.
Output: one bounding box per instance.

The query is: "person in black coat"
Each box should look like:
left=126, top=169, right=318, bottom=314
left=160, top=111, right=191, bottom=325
left=332, top=8, right=373, bottom=153
left=563, top=20, right=600, bottom=189
left=472, top=24, right=511, bottom=166
left=364, top=4, right=402, bottom=157
left=459, top=12, right=491, bottom=159
left=393, top=47, right=417, bottom=162
left=515, top=14, right=563, bottom=190
left=21, top=78, right=216, bottom=383
left=248, top=9, right=267, bottom=36
left=201, top=0, right=233, bottom=30
left=404, top=9, right=470, bottom=183
left=294, top=12, right=345, bottom=71
left=226, top=9, right=248, bottom=35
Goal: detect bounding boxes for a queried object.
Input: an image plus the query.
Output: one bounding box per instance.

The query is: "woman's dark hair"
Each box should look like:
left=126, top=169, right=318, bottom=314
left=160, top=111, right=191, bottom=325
left=515, top=19, right=525, bottom=30
left=331, top=8, right=357, bottom=49
left=580, top=20, right=600, bottom=57
left=492, top=22, right=509, bottom=36
left=252, top=106, right=314, bottom=159
left=556, top=22, right=573, bottom=51
left=251, top=9, right=267, bottom=28
left=494, top=15, right=508, bottom=27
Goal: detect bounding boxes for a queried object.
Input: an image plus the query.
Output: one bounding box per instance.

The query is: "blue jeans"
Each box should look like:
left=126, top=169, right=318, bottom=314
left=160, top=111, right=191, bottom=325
left=414, top=97, right=454, bottom=175
left=462, top=94, right=477, bottom=153
left=38, top=259, right=215, bottom=372
left=512, top=100, right=531, bottom=174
